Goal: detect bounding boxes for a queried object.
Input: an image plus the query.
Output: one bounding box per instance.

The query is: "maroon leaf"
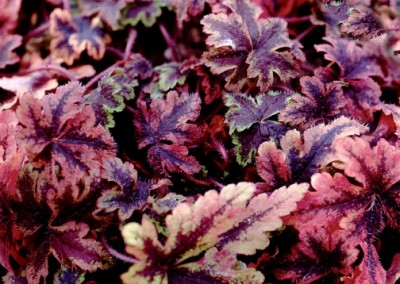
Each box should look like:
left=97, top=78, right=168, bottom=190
left=340, top=6, right=384, bottom=40
left=0, top=35, right=22, bottom=69
left=16, top=82, right=116, bottom=182
left=133, top=91, right=202, bottom=175
left=279, top=76, right=346, bottom=130
left=202, top=0, right=304, bottom=91
left=0, top=110, right=19, bottom=163
left=50, top=221, right=110, bottom=271
left=315, top=37, right=383, bottom=80
left=49, top=9, right=109, bottom=65
left=97, top=157, right=150, bottom=221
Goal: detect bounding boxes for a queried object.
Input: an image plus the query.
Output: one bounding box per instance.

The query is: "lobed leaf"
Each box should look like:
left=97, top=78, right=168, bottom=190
left=121, top=0, right=167, bottom=27
left=279, top=76, right=346, bottom=130
left=225, top=92, right=287, bottom=165
left=133, top=91, right=202, bottom=175
left=97, top=157, right=150, bottom=221
left=16, top=82, right=116, bottom=182
left=50, top=9, right=109, bottom=65
left=84, top=68, right=137, bottom=129
left=202, top=0, right=304, bottom=91
left=78, top=0, right=127, bottom=28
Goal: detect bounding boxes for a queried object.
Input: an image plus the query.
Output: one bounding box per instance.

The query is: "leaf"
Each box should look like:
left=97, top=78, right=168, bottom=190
left=172, top=0, right=207, bottom=28
left=78, top=0, right=127, bottom=28
left=272, top=224, right=359, bottom=283
left=155, top=62, right=186, bottom=92
left=256, top=116, right=368, bottom=187
left=97, top=157, right=150, bottom=221
left=340, top=6, right=384, bottom=40
left=201, top=0, right=304, bottom=91
left=279, top=76, right=346, bottom=130
left=84, top=68, right=137, bottom=129
left=121, top=0, right=167, bottom=27
left=225, top=92, right=287, bottom=165
left=387, top=253, right=400, bottom=284
left=133, top=91, right=202, bottom=175
left=50, top=221, right=110, bottom=271
left=0, top=35, right=22, bottom=69
left=315, top=37, right=383, bottom=80
left=16, top=82, right=116, bottom=182
left=352, top=241, right=386, bottom=284
left=0, top=110, right=19, bottom=163
left=49, top=9, right=109, bottom=65
left=216, top=183, right=309, bottom=255
left=120, top=182, right=306, bottom=282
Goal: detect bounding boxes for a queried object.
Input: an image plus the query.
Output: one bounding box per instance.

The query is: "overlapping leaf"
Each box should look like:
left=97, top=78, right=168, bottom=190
left=155, top=62, right=186, bottom=92
left=315, top=37, right=384, bottom=121
left=16, top=82, right=116, bottom=182
left=283, top=136, right=400, bottom=282
left=0, top=0, right=22, bottom=34
left=256, top=116, right=368, bottom=191
left=201, top=0, right=304, bottom=91
left=120, top=182, right=307, bottom=283
left=84, top=68, right=137, bottom=129
left=97, top=157, right=150, bottom=221
left=133, top=91, right=202, bottom=176
left=279, top=76, right=346, bottom=130
left=225, top=91, right=287, bottom=166
left=49, top=9, right=109, bottom=65
left=340, top=6, right=384, bottom=40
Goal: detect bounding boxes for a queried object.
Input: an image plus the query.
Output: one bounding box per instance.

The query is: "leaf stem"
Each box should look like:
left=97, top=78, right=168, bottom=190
left=284, top=15, right=311, bottom=24
left=102, top=235, right=138, bottom=264
left=84, top=60, right=125, bottom=89
left=124, top=28, right=137, bottom=61
left=24, top=22, right=50, bottom=42
left=158, top=23, right=180, bottom=62
left=295, top=25, right=316, bottom=42
left=106, top=46, right=124, bottom=59
left=181, top=172, right=213, bottom=187
left=16, top=64, right=77, bottom=81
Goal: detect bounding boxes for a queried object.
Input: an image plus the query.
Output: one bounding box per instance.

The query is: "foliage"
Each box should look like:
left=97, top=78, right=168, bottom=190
left=0, top=0, right=400, bottom=283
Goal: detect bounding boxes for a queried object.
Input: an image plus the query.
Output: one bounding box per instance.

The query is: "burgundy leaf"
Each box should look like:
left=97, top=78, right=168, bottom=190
left=279, top=76, right=346, bottom=130
left=340, top=6, right=384, bottom=40
left=50, top=221, right=110, bottom=271
left=16, top=82, right=116, bottom=182
left=133, top=91, right=202, bottom=175
left=97, top=157, right=150, bottom=221
left=202, top=0, right=304, bottom=91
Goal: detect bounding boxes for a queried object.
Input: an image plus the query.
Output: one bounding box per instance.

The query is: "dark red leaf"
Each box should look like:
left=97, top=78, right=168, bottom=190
left=133, top=91, right=202, bottom=175
left=279, top=76, right=346, bottom=130
left=202, top=0, right=304, bottom=91
left=16, top=82, right=116, bottom=182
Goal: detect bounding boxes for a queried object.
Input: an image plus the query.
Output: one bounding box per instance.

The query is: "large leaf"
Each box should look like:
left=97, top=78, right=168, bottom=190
left=120, top=182, right=307, bottom=283
left=16, top=82, right=116, bottom=182
left=201, top=0, right=304, bottom=91
left=133, top=91, right=202, bottom=176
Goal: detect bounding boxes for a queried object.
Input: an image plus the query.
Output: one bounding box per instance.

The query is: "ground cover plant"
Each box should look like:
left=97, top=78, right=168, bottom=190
left=1, top=0, right=400, bottom=283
